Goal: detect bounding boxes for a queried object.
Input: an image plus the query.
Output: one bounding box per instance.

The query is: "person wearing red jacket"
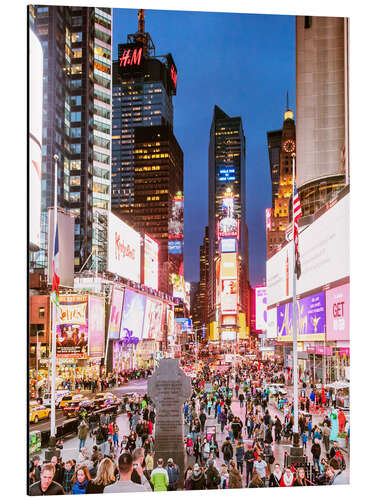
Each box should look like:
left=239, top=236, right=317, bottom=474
left=147, top=419, right=153, bottom=436
left=280, top=468, right=295, bottom=487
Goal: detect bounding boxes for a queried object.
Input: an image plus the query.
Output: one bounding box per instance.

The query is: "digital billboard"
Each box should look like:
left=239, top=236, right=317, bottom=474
left=218, top=193, right=239, bottom=238
left=326, top=283, right=350, bottom=341
left=277, top=291, right=326, bottom=342
left=88, top=295, right=105, bottom=358
left=175, top=318, right=192, bottom=331
left=108, top=287, right=124, bottom=339
left=56, top=295, right=88, bottom=358
left=266, top=193, right=349, bottom=308
left=169, top=194, right=184, bottom=240
left=221, top=279, right=238, bottom=314
left=143, top=298, right=163, bottom=340
left=266, top=208, right=271, bottom=231
left=107, top=212, right=141, bottom=283
left=48, top=209, right=75, bottom=288
left=29, top=29, right=43, bottom=252
left=220, top=253, right=237, bottom=280
left=266, top=306, right=277, bottom=339
left=255, top=287, right=267, bottom=331
left=168, top=240, right=183, bottom=254
left=144, top=234, right=159, bottom=290
left=220, top=238, right=237, bottom=253
left=221, top=330, right=237, bottom=341
left=120, top=289, right=146, bottom=340
left=170, top=273, right=185, bottom=299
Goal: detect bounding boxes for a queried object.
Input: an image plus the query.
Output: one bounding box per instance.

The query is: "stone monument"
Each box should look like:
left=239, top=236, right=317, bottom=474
left=148, top=358, right=191, bottom=489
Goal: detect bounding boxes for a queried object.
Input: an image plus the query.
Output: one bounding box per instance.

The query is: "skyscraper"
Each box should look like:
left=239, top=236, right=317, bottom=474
left=296, top=16, right=349, bottom=215
left=111, top=10, right=182, bottom=294
left=30, top=5, right=112, bottom=273
left=266, top=106, right=296, bottom=258
left=208, top=106, right=249, bottom=339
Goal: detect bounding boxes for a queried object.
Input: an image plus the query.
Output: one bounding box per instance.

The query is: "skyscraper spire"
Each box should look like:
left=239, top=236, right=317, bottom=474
left=284, top=90, right=293, bottom=120
left=286, top=90, right=289, bottom=111
left=138, top=9, right=145, bottom=33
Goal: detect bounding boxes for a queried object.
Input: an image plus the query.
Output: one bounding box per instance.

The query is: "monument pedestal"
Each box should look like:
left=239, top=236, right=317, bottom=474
left=285, top=432, right=307, bottom=468
left=148, top=359, right=192, bottom=490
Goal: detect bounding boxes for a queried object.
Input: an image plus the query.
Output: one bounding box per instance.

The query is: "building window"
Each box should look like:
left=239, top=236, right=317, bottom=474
left=38, top=307, right=45, bottom=319
left=71, top=32, right=82, bottom=43
left=304, top=16, right=312, bottom=29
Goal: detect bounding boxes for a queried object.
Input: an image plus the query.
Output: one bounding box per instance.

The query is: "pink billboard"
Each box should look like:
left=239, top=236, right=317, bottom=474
left=88, top=295, right=105, bottom=358
left=143, top=298, right=163, bottom=340
left=325, top=283, right=350, bottom=341
left=108, top=287, right=124, bottom=339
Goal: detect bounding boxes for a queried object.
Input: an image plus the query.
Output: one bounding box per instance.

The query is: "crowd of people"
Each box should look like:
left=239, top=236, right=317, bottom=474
left=29, top=359, right=348, bottom=494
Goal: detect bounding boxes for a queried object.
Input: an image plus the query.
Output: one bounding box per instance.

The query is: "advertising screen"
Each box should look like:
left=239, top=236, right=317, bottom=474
left=56, top=295, right=88, bottom=358
left=266, top=307, right=277, bottom=339
left=267, top=193, right=349, bottom=308
left=108, top=287, right=124, bottom=339
left=171, top=273, right=185, bottom=299
left=107, top=212, right=141, bottom=283
left=48, top=209, right=75, bottom=288
left=144, top=234, right=159, bottom=290
left=220, top=253, right=237, bottom=280
left=326, top=283, right=350, bottom=341
left=175, top=318, right=192, bottom=331
left=120, top=289, right=146, bottom=340
left=221, top=279, right=237, bottom=314
left=169, top=195, right=184, bottom=240
left=255, top=287, right=267, bottom=331
left=277, top=291, right=326, bottom=341
left=221, top=330, right=237, bottom=341
left=168, top=240, right=183, bottom=254
left=220, top=238, right=237, bottom=253
left=266, top=208, right=271, bottom=231
left=29, top=29, right=43, bottom=251
left=218, top=194, right=239, bottom=238
left=143, top=298, right=163, bottom=340
left=88, top=295, right=105, bottom=358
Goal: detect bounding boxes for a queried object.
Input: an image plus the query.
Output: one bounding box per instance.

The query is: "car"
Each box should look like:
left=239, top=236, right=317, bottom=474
left=30, top=405, right=50, bottom=424
left=43, top=390, right=71, bottom=408
left=59, top=393, right=87, bottom=409
left=62, top=399, right=94, bottom=419
left=92, top=392, right=121, bottom=409
left=267, top=383, right=287, bottom=396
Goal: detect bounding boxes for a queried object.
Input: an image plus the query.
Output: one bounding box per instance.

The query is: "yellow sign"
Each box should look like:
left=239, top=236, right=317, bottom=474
left=238, top=313, right=248, bottom=340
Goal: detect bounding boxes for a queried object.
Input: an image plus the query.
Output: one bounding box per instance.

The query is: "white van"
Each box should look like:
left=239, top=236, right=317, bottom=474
left=43, top=390, right=71, bottom=408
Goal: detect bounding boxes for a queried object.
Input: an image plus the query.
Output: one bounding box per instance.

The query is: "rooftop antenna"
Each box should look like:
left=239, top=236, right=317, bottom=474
left=286, top=90, right=289, bottom=110
left=138, top=9, right=145, bottom=33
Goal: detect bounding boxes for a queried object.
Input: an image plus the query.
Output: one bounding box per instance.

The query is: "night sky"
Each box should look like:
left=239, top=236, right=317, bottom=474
left=113, top=8, right=296, bottom=286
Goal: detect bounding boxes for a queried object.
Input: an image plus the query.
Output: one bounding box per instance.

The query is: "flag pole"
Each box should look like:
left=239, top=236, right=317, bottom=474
left=50, top=153, right=59, bottom=446
left=292, top=152, right=299, bottom=437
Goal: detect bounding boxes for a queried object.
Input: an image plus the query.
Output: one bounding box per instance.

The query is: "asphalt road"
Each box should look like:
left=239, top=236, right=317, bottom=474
left=29, top=378, right=149, bottom=433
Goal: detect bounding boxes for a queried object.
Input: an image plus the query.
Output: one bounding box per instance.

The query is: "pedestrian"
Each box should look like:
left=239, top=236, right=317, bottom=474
left=311, top=438, right=322, bottom=471
left=77, top=420, right=90, bottom=451
left=301, top=430, right=308, bottom=449
left=202, top=438, right=211, bottom=462
left=221, top=436, right=234, bottom=467
left=194, top=435, right=203, bottom=464
left=71, top=465, right=91, bottom=494
left=86, top=457, right=115, bottom=494
left=131, top=448, right=152, bottom=491
left=166, top=458, right=180, bottom=491
left=253, top=454, right=267, bottom=486
left=220, top=464, right=229, bottom=489
left=145, top=451, right=154, bottom=476
left=190, top=463, right=206, bottom=490
left=269, top=463, right=282, bottom=487
left=322, top=422, right=331, bottom=455
left=293, top=467, right=308, bottom=486
left=205, top=459, right=221, bottom=489
left=184, top=466, right=193, bottom=490
left=29, top=455, right=41, bottom=486
left=235, top=437, right=245, bottom=474
left=150, top=458, right=169, bottom=492
left=50, top=456, right=64, bottom=486
left=62, top=460, right=74, bottom=494
left=249, top=471, right=264, bottom=488
left=280, top=467, right=295, bottom=487
left=29, top=463, right=65, bottom=496
left=228, top=460, right=242, bottom=489
left=104, top=452, right=149, bottom=493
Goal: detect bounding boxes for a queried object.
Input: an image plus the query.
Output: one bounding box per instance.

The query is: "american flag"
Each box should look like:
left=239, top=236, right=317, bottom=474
left=51, top=223, right=60, bottom=306
left=293, top=181, right=302, bottom=279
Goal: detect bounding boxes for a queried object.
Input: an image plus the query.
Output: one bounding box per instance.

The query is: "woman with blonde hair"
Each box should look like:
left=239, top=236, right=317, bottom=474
left=249, top=471, right=264, bottom=488
left=293, top=467, right=308, bottom=487
left=228, top=460, right=242, bottom=489
left=71, top=465, right=91, bottom=494
left=86, top=458, right=115, bottom=494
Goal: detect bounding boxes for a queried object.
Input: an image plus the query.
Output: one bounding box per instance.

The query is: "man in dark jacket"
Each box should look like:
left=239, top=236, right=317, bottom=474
left=190, top=463, right=206, bottom=490
left=221, top=437, right=233, bottom=467
left=166, top=458, right=180, bottom=491
left=29, top=455, right=41, bottom=485
left=199, top=410, right=207, bottom=433
left=311, top=438, right=321, bottom=471
left=274, top=416, right=282, bottom=443
left=29, top=464, right=64, bottom=495
left=50, top=456, right=64, bottom=486
left=244, top=445, right=255, bottom=487
left=205, top=460, right=220, bottom=489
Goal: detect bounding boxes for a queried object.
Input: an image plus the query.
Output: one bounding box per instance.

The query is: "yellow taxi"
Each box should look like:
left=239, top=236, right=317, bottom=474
left=59, top=393, right=88, bottom=409
left=30, top=405, right=50, bottom=424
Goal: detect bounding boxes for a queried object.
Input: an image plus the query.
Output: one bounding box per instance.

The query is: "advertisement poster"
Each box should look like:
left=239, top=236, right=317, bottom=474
left=108, top=287, right=125, bottom=339
left=170, top=273, right=184, bottom=299
left=168, top=240, right=183, bottom=254
left=167, top=307, right=174, bottom=337
left=220, top=238, right=236, bottom=253
left=143, top=298, right=163, bottom=339
left=221, top=279, right=237, bottom=314
left=255, top=287, right=267, bottom=331
left=88, top=295, right=105, bottom=358
left=120, top=289, right=146, bottom=340
left=175, top=318, right=192, bottom=332
left=169, top=194, right=184, bottom=240
left=56, top=295, right=88, bottom=358
left=144, top=234, right=159, bottom=290
left=107, top=212, right=141, bottom=282
left=326, top=282, right=350, bottom=341
left=277, top=291, right=326, bottom=341
left=220, top=253, right=237, bottom=280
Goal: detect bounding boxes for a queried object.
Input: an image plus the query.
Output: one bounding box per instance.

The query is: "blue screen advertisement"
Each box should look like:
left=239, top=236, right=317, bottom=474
left=120, top=289, right=146, bottom=340
left=220, top=238, right=237, bottom=253
left=168, top=240, right=183, bottom=254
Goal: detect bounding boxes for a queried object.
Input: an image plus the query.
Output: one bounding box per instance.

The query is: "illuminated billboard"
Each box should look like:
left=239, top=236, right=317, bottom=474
left=167, top=307, right=174, bottom=337
left=48, top=209, right=75, bottom=288
left=107, top=212, right=141, bottom=283
left=120, top=289, right=146, bottom=340
left=221, top=330, right=237, bottom=341
left=255, top=287, right=267, bottom=331
left=143, top=298, right=163, bottom=340
left=218, top=192, right=239, bottom=239
left=29, top=29, right=43, bottom=251
left=326, top=283, right=350, bottom=341
left=220, top=253, right=238, bottom=280
left=170, top=273, right=185, bottom=299
left=168, top=240, right=183, bottom=254
left=266, top=208, right=271, bottom=231
left=88, top=295, right=105, bottom=358
left=108, top=287, right=124, bottom=340
left=175, top=318, right=192, bottom=331
left=56, top=295, right=88, bottom=359
left=220, top=238, right=237, bottom=253
left=144, top=234, right=159, bottom=290
left=221, top=279, right=238, bottom=314
left=169, top=193, right=184, bottom=240
left=277, top=291, right=326, bottom=342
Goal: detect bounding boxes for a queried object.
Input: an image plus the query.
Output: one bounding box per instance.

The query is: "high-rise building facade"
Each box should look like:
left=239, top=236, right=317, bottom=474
left=208, top=106, right=249, bottom=340
left=296, top=16, right=349, bottom=216
left=266, top=108, right=296, bottom=258
left=111, top=10, right=182, bottom=294
left=30, top=5, right=112, bottom=273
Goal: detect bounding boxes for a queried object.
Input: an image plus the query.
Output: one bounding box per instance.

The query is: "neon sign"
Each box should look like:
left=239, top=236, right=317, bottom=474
left=218, top=168, right=236, bottom=182
left=119, top=47, right=143, bottom=68
left=170, top=64, right=177, bottom=88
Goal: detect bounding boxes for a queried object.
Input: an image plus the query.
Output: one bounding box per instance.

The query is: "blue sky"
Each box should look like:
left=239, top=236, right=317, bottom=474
left=113, top=8, right=296, bottom=285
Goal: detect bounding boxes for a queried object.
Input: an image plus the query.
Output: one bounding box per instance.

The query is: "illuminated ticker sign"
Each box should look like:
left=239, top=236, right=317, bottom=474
left=119, top=47, right=143, bottom=68
left=218, top=168, right=236, bottom=182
